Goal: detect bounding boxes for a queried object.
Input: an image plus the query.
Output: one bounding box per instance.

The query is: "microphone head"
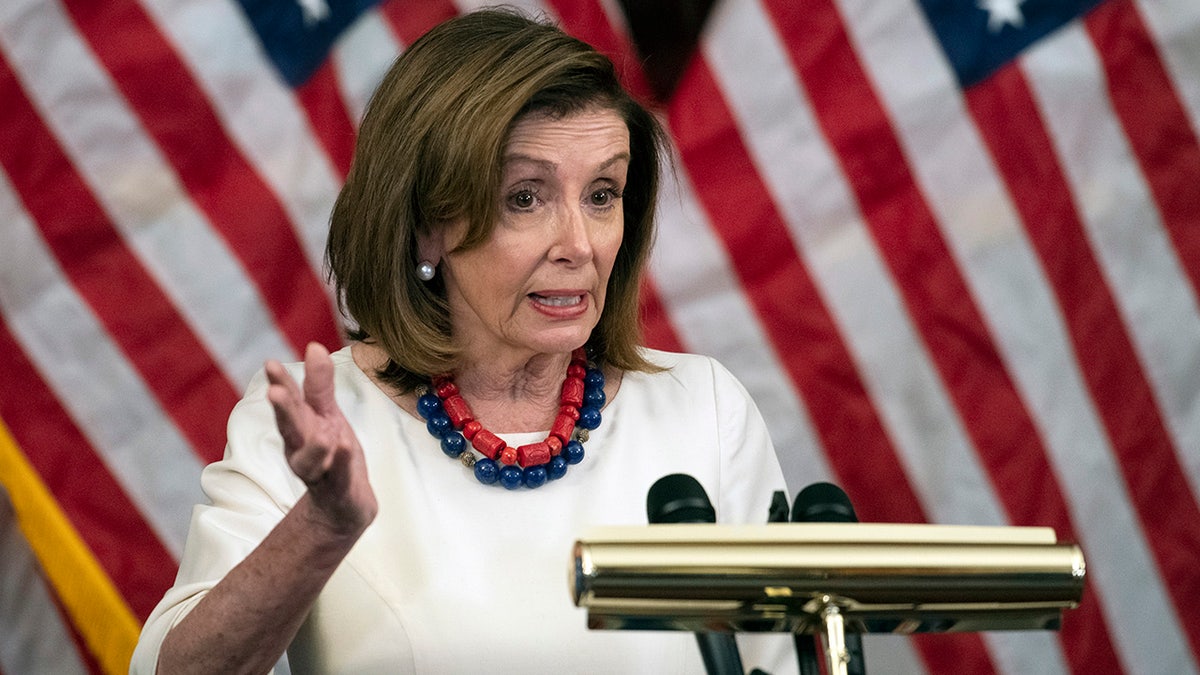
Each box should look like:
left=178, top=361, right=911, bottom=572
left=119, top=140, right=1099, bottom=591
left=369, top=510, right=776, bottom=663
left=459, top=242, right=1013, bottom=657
left=646, top=473, right=717, bottom=524
left=791, top=482, right=858, bottom=523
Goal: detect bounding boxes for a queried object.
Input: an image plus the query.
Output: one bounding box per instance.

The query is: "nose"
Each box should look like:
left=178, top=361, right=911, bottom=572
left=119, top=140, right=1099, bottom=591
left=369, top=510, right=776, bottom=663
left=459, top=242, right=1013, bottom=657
left=549, top=202, right=593, bottom=266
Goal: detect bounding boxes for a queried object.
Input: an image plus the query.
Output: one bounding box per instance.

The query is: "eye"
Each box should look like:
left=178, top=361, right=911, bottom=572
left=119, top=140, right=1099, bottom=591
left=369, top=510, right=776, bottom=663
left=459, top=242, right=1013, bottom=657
left=589, top=187, right=622, bottom=208
left=507, top=188, right=538, bottom=211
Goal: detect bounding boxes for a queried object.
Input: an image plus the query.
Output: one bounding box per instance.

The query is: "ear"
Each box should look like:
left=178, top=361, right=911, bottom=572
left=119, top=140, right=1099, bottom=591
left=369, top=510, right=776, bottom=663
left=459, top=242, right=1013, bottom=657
left=415, top=226, right=445, bottom=266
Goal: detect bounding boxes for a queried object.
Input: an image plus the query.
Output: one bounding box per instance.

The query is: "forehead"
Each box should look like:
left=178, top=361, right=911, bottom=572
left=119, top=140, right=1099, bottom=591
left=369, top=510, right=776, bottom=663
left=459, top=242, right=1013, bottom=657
left=503, top=107, right=630, bottom=162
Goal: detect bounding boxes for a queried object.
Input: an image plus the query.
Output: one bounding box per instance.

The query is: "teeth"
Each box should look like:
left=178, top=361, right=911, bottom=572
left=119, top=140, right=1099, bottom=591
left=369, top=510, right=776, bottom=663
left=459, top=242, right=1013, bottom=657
left=534, top=294, right=582, bottom=307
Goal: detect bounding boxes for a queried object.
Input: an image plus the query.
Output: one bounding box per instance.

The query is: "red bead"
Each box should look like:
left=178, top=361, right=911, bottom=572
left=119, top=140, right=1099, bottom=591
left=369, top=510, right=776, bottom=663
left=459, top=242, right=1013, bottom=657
left=567, top=363, right=586, bottom=379
left=560, top=377, right=584, bottom=407
left=571, top=347, right=586, bottom=361
left=500, top=446, right=519, bottom=465
left=462, top=420, right=483, bottom=440
left=546, top=436, right=563, bottom=456
left=442, top=395, right=474, bottom=427
left=550, top=414, right=576, bottom=444
left=435, top=380, right=459, bottom=399
left=517, top=442, right=551, bottom=467
left=559, top=405, right=580, bottom=421
left=472, top=429, right=505, bottom=459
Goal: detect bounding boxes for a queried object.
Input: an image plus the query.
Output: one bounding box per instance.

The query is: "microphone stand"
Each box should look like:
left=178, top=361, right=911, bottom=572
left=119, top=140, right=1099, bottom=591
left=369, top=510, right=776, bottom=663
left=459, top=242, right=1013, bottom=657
left=767, top=491, right=821, bottom=675
left=810, top=596, right=852, bottom=675
left=790, top=485, right=867, bottom=675
left=647, top=475, right=745, bottom=675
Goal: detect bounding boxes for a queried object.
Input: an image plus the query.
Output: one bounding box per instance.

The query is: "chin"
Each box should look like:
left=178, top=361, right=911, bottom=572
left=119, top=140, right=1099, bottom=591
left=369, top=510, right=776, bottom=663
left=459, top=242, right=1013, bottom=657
left=525, top=323, right=595, bottom=356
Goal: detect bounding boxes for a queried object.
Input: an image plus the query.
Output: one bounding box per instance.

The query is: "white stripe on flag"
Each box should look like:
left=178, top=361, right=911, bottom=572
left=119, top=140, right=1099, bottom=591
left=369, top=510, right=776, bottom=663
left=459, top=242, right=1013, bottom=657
left=332, top=10, right=403, bottom=130
left=836, top=0, right=1191, bottom=671
left=455, top=0, right=533, bottom=14
left=0, top=490, right=89, bottom=675
left=0, top=168, right=202, bottom=557
left=0, top=0, right=294, bottom=389
left=140, top=0, right=344, bottom=276
left=706, top=0, right=1009, bottom=530
left=1023, top=21, right=1200, bottom=512
left=650, top=156, right=834, bottom=494
left=708, top=2, right=1060, bottom=672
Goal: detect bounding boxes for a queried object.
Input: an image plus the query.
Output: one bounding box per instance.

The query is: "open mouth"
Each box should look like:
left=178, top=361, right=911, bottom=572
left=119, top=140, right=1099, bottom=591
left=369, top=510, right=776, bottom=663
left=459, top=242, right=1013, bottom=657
left=530, top=293, right=585, bottom=307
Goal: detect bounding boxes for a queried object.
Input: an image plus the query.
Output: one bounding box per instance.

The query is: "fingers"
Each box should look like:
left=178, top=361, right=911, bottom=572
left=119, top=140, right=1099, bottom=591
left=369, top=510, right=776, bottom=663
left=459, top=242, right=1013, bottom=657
left=262, top=343, right=351, bottom=486
left=265, top=359, right=306, bottom=451
left=301, top=342, right=338, bottom=416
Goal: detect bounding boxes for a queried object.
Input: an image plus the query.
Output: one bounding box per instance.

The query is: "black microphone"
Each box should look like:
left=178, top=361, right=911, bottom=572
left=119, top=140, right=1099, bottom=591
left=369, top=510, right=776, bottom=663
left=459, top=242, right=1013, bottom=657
left=791, top=482, right=866, bottom=675
left=647, top=474, right=744, bottom=675
left=792, top=482, right=858, bottom=523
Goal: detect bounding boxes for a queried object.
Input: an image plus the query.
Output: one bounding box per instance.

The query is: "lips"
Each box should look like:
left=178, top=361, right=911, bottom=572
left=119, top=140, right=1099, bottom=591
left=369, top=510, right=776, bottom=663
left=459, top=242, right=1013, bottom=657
left=530, top=293, right=585, bottom=307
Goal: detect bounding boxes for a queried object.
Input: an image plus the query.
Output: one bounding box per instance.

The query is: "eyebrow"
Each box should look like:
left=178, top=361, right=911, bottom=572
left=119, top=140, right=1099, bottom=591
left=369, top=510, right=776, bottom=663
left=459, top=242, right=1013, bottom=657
left=502, top=152, right=632, bottom=174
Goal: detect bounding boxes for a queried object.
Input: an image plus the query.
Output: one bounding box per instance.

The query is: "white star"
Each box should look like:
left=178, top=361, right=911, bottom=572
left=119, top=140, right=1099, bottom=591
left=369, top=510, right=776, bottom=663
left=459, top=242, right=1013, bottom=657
left=978, top=0, right=1027, bottom=33
left=296, top=0, right=330, bottom=27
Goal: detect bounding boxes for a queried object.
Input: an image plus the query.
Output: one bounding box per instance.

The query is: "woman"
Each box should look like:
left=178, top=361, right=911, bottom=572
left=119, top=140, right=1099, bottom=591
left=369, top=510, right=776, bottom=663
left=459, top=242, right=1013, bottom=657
left=132, top=9, right=790, bottom=674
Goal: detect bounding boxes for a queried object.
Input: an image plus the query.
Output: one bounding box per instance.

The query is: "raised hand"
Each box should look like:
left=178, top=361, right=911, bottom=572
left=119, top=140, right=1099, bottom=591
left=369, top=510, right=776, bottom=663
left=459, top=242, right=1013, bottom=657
left=264, top=342, right=378, bottom=536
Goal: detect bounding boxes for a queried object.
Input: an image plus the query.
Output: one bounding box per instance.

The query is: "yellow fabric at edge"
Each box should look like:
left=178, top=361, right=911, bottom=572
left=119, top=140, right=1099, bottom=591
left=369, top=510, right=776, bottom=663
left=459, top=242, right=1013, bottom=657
left=0, top=415, right=140, bottom=674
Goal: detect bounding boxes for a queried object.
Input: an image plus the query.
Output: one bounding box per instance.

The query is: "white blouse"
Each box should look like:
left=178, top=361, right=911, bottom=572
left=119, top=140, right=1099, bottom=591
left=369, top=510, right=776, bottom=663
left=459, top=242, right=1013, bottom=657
left=132, top=347, right=796, bottom=674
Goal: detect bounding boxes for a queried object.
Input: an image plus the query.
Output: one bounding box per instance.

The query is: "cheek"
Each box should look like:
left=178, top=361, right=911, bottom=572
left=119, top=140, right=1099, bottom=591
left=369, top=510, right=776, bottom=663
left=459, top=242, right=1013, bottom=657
left=597, top=228, right=624, bottom=277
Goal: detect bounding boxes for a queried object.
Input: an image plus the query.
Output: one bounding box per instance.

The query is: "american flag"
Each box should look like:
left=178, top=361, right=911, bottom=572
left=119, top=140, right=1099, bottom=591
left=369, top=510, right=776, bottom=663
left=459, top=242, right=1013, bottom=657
left=1, top=0, right=1197, bottom=672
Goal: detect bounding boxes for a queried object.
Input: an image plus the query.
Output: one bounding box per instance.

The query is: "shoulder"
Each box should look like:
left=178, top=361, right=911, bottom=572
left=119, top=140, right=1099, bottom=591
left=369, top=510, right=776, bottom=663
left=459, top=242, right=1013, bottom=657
left=637, top=346, right=710, bottom=368
left=631, top=347, right=741, bottom=388
left=227, top=345, right=372, bottom=443
left=620, top=348, right=756, bottom=417
left=263, top=345, right=373, bottom=400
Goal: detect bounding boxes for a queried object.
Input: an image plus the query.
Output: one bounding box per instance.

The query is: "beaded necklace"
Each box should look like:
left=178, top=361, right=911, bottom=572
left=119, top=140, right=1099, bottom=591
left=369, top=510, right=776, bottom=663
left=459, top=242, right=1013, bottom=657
left=416, top=348, right=606, bottom=490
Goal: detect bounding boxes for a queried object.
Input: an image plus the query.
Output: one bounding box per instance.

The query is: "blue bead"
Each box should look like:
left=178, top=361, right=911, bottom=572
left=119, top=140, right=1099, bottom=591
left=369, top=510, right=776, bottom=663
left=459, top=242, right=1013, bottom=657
left=584, top=368, right=605, bottom=388
left=547, top=455, right=568, bottom=480
left=523, top=465, right=548, bottom=488
left=499, top=465, right=524, bottom=490
left=440, top=433, right=466, bottom=458
left=564, top=439, right=585, bottom=465
left=425, top=413, right=452, bottom=438
left=416, top=393, right=443, bottom=419
left=474, top=458, right=499, bottom=484
left=577, top=407, right=602, bottom=430
left=584, top=387, right=606, bottom=407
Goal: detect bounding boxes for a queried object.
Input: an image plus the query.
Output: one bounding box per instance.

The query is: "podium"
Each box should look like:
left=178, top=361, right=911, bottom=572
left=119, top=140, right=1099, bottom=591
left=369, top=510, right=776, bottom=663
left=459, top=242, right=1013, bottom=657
left=571, top=523, right=1084, bottom=674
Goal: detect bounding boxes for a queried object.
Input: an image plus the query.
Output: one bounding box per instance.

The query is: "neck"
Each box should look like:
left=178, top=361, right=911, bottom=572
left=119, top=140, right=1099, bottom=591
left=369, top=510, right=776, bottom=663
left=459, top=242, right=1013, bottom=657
left=452, top=350, right=576, bottom=432
left=454, top=350, right=571, bottom=399
left=351, top=341, right=589, bottom=434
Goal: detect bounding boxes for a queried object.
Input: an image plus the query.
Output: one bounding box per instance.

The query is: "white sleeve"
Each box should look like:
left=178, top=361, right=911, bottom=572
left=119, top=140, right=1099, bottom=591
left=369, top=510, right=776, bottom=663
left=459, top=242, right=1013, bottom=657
left=129, top=368, right=305, bottom=674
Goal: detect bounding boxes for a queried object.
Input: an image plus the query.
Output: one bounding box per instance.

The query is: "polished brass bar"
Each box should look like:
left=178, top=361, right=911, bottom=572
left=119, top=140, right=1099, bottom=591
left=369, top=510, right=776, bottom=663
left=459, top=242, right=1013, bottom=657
left=571, top=523, right=1085, bottom=634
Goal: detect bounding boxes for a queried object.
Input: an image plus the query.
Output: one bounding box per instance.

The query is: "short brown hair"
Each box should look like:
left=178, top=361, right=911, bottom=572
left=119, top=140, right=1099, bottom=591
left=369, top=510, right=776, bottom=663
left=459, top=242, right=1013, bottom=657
left=326, top=8, right=667, bottom=391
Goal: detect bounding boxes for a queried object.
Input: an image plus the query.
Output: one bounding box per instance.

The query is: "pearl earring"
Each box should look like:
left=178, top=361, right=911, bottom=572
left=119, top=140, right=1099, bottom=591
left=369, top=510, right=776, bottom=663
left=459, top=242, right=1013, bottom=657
left=416, top=260, right=436, bottom=281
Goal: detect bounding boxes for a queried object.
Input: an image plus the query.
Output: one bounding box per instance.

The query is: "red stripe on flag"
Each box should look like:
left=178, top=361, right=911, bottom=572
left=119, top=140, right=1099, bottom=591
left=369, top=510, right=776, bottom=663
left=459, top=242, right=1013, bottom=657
left=966, top=64, right=1138, bottom=675
left=546, top=0, right=658, bottom=103
left=297, top=60, right=357, bottom=180
left=753, top=6, right=998, bottom=672
left=688, top=11, right=991, bottom=671
left=0, top=52, right=237, bottom=464
left=1088, top=0, right=1200, bottom=300
left=379, top=0, right=459, bottom=46
left=637, top=277, right=686, bottom=353
left=763, top=0, right=1113, bottom=671
left=973, top=60, right=1200, bottom=664
left=0, top=317, right=177, bottom=621
left=61, top=0, right=343, bottom=354
left=667, top=60, right=922, bottom=524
